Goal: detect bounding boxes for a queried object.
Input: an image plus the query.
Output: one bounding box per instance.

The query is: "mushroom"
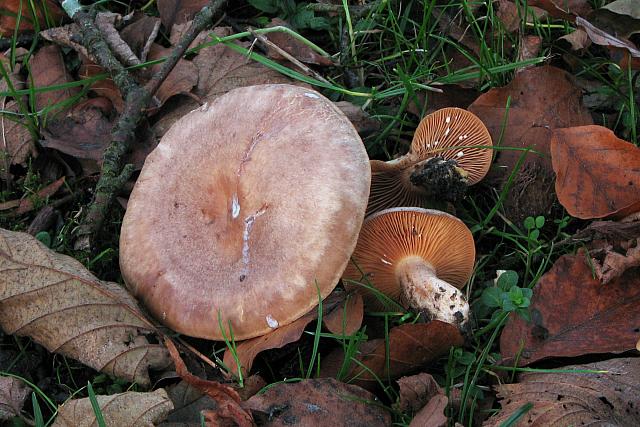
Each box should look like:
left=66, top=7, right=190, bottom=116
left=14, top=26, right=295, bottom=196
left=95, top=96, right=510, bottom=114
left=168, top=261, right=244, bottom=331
left=367, top=107, right=492, bottom=214
left=342, top=207, right=475, bottom=328
left=120, top=84, right=371, bottom=340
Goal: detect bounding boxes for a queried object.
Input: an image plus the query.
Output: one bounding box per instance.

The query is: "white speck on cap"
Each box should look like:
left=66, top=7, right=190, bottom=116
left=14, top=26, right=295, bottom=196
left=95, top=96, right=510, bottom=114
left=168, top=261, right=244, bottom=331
left=304, top=93, right=320, bottom=99
left=266, top=315, right=279, bottom=329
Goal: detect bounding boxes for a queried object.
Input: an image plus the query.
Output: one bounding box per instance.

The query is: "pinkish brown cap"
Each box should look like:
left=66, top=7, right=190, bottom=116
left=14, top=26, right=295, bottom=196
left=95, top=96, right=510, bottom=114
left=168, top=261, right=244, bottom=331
left=368, top=108, right=492, bottom=214
left=120, top=84, right=371, bottom=340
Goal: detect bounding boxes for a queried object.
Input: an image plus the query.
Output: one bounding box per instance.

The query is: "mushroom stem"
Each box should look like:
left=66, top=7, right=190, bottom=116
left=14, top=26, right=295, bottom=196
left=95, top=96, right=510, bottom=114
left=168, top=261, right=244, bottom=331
left=409, top=157, right=469, bottom=202
left=395, top=256, right=469, bottom=327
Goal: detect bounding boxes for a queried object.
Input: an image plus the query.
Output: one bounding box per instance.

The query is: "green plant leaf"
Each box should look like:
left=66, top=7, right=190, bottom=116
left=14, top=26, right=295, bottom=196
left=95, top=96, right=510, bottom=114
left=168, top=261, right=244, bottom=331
left=535, top=216, right=545, bottom=229
left=248, top=0, right=279, bottom=14
left=497, top=270, right=519, bottom=291
left=481, top=287, right=504, bottom=308
left=524, top=216, right=535, bottom=230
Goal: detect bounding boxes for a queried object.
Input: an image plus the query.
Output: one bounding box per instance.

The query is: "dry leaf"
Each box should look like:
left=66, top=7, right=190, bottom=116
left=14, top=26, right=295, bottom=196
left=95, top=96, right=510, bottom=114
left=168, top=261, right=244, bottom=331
left=223, top=292, right=346, bottom=376
left=0, top=376, right=30, bottom=421
left=40, top=24, right=89, bottom=59
left=41, top=98, right=115, bottom=161
left=161, top=381, right=217, bottom=426
left=0, top=176, right=65, bottom=215
left=577, top=16, right=640, bottom=58
left=526, top=0, right=592, bottom=21
left=406, top=85, right=480, bottom=118
left=495, top=0, right=547, bottom=33
left=551, top=125, right=640, bottom=219
left=264, top=18, right=333, bottom=66
left=396, top=373, right=442, bottom=413
left=28, top=45, right=78, bottom=114
left=500, top=254, right=640, bottom=365
left=0, top=0, right=64, bottom=37
left=322, top=321, right=464, bottom=387
left=485, top=358, right=640, bottom=426
left=409, top=394, right=448, bottom=427
left=157, top=0, right=208, bottom=32
left=0, top=103, right=36, bottom=169
left=52, top=388, right=173, bottom=427
left=246, top=378, right=391, bottom=426
left=468, top=65, right=593, bottom=224
left=559, top=28, right=591, bottom=51
left=165, top=339, right=253, bottom=427
left=120, top=15, right=162, bottom=60
left=0, top=229, right=171, bottom=386
left=593, top=238, right=640, bottom=284
left=322, top=292, right=363, bottom=336
left=193, top=27, right=305, bottom=103
left=79, top=59, right=125, bottom=113
left=147, top=44, right=198, bottom=111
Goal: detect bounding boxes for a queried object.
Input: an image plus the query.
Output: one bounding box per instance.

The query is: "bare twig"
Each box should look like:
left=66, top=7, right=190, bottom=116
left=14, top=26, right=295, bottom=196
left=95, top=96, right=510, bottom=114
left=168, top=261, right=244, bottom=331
left=63, top=0, right=226, bottom=250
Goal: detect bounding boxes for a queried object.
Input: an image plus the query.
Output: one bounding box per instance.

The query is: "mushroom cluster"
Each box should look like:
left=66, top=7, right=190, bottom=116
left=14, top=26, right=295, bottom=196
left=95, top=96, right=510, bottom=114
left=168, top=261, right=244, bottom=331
left=120, top=84, right=371, bottom=340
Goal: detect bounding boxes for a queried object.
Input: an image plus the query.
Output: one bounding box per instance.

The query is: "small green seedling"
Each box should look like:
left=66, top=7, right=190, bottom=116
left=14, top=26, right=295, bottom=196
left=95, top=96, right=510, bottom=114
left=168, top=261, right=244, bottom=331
left=481, top=270, right=532, bottom=321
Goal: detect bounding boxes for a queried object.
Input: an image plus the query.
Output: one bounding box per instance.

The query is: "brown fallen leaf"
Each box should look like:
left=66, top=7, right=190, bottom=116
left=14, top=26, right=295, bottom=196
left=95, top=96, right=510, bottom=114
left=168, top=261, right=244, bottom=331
left=246, top=378, right=391, bottom=426
left=193, top=27, right=306, bottom=103
left=0, top=376, right=30, bottom=421
left=28, top=45, right=78, bottom=114
left=333, top=101, right=380, bottom=137
left=495, top=0, right=547, bottom=33
left=157, top=0, right=208, bottom=32
left=0, top=0, right=64, bottom=37
left=322, top=292, right=363, bottom=336
left=0, top=54, right=36, bottom=171
left=406, top=85, right=480, bottom=118
left=485, top=358, right=640, bottom=426
left=559, top=28, right=591, bottom=51
left=52, top=388, right=174, bottom=427
left=515, top=35, right=542, bottom=73
left=119, top=14, right=161, bottom=61
left=551, top=125, right=640, bottom=219
left=41, top=97, right=114, bottom=161
left=264, top=18, right=333, bottom=66
left=147, top=44, right=198, bottom=112
left=409, top=394, right=448, bottom=427
left=165, top=339, right=254, bottom=427
left=0, top=176, right=65, bottom=215
left=0, top=229, right=171, bottom=386
left=593, top=238, right=640, bottom=284
left=223, top=292, right=347, bottom=376
left=577, top=16, right=640, bottom=58
left=40, top=24, right=89, bottom=59
left=526, top=0, right=592, bottom=21
left=78, top=59, right=124, bottom=113
left=468, top=65, right=593, bottom=224
left=322, top=321, right=464, bottom=387
left=500, top=254, right=640, bottom=365
left=161, top=381, right=217, bottom=425
left=396, top=372, right=443, bottom=413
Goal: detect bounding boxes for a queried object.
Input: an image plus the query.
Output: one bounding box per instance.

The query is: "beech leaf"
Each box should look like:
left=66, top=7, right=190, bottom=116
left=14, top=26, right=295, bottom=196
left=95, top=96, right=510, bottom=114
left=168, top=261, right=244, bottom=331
left=551, top=125, right=640, bottom=219
left=52, top=388, right=173, bottom=427
left=0, top=376, right=30, bottom=421
left=500, top=254, right=640, bottom=365
left=468, top=65, right=593, bottom=224
left=246, top=378, right=391, bottom=426
left=0, top=229, right=171, bottom=387
left=485, top=358, right=640, bottom=426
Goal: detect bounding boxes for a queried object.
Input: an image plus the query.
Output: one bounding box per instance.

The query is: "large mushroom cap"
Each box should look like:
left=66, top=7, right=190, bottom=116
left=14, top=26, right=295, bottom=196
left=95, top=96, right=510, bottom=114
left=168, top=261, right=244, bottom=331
left=120, top=84, right=371, bottom=340
left=343, top=207, right=475, bottom=307
left=367, top=108, right=492, bottom=214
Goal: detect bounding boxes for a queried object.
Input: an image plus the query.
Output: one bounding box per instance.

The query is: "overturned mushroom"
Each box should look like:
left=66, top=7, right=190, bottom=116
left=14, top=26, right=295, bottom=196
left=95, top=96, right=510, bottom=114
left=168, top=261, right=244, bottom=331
left=343, top=207, right=475, bottom=328
left=368, top=107, right=492, bottom=214
left=120, top=84, right=371, bottom=340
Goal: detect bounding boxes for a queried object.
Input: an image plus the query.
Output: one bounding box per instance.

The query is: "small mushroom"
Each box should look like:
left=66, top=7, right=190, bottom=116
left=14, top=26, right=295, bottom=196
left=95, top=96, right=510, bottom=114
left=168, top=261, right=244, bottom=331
left=120, top=84, right=371, bottom=340
left=368, top=107, right=492, bottom=214
left=342, top=207, right=475, bottom=328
